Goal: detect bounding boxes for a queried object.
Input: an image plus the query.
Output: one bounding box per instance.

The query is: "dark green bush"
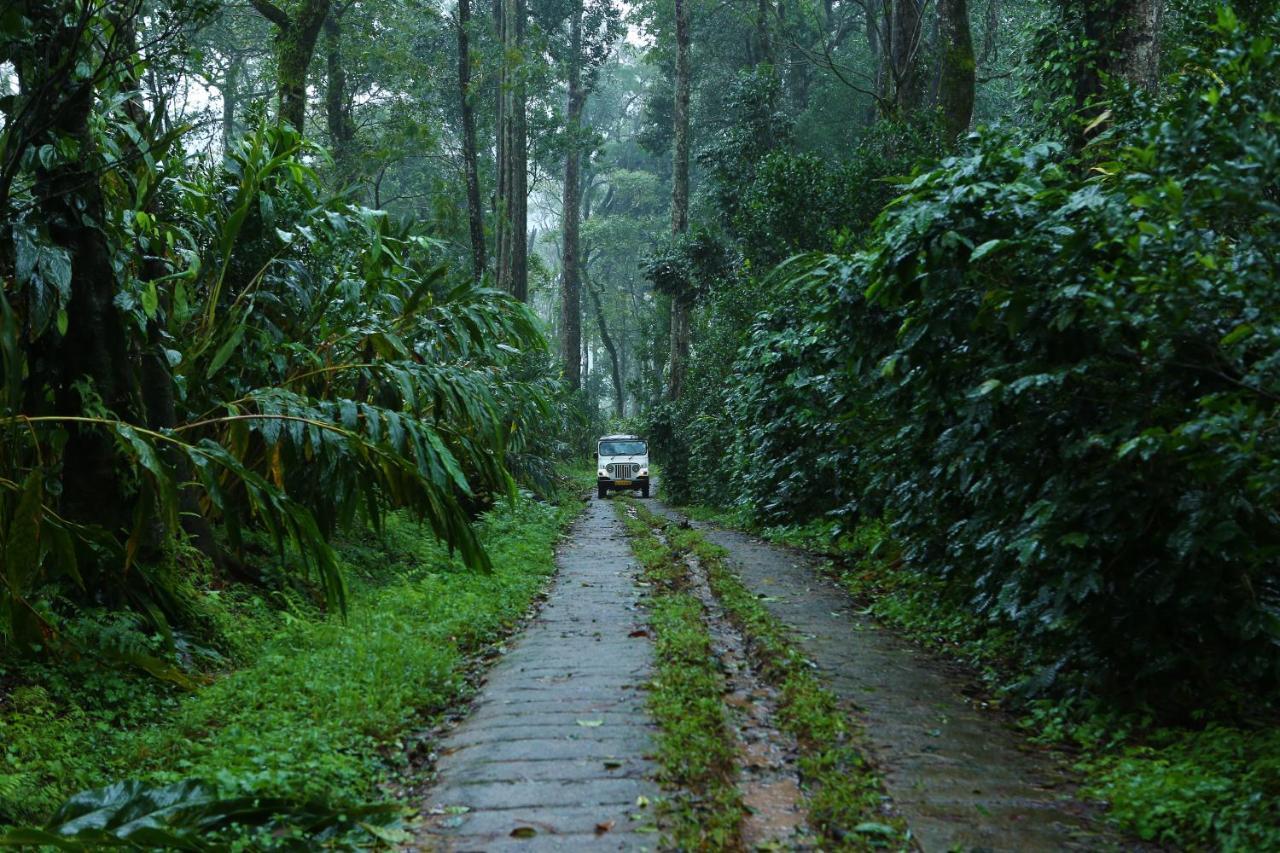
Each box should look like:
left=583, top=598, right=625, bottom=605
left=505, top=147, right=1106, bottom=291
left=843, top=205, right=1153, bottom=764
left=735, top=11, right=1280, bottom=705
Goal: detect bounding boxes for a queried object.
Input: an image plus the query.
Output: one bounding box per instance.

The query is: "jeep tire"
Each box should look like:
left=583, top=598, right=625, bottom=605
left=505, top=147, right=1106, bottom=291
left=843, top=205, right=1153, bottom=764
left=640, top=483, right=650, bottom=498
left=598, top=484, right=608, bottom=499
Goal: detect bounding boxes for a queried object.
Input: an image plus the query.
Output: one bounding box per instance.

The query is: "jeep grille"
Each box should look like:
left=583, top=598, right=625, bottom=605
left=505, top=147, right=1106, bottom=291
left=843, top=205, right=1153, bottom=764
left=607, top=463, right=639, bottom=479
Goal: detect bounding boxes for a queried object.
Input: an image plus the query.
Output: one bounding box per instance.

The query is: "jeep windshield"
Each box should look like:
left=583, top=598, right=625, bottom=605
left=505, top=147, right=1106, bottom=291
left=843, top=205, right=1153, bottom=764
left=599, top=440, right=646, bottom=456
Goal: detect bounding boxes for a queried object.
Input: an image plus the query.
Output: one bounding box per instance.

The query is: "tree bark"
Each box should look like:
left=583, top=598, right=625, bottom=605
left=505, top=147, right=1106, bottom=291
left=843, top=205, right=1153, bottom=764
left=457, top=0, right=487, bottom=279
left=890, top=0, right=925, bottom=113
left=1073, top=0, right=1166, bottom=116
left=325, top=9, right=357, bottom=178
left=495, top=0, right=528, bottom=301
left=560, top=0, right=585, bottom=390
left=26, top=25, right=133, bottom=530
left=668, top=0, right=692, bottom=401
left=1117, top=0, right=1164, bottom=89
left=221, top=54, right=242, bottom=152
left=252, top=0, right=331, bottom=132
left=584, top=266, right=624, bottom=418
left=936, top=0, right=975, bottom=142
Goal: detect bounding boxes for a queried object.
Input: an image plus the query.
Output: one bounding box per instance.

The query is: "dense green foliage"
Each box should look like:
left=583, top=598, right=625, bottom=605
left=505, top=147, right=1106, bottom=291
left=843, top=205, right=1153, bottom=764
left=0, top=0, right=569, bottom=675
left=1, top=493, right=574, bottom=843
left=657, top=9, right=1280, bottom=709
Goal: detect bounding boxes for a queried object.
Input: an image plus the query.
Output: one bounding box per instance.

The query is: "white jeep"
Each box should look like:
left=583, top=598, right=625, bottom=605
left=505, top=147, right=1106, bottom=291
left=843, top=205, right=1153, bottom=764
left=597, top=434, right=650, bottom=499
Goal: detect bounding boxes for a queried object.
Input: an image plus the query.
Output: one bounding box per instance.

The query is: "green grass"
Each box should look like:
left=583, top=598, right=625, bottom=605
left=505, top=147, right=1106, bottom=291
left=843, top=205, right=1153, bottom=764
left=1, top=488, right=582, bottom=844
left=678, top=507, right=1280, bottom=851
left=615, top=502, right=744, bottom=850
left=625, top=499, right=903, bottom=850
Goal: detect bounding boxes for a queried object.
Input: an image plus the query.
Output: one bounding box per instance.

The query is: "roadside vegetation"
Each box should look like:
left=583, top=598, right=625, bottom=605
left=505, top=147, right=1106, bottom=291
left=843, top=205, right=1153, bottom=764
left=673, top=509, right=1280, bottom=849
left=0, top=489, right=583, bottom=846
left=646, top=6, right=1280, bottom=850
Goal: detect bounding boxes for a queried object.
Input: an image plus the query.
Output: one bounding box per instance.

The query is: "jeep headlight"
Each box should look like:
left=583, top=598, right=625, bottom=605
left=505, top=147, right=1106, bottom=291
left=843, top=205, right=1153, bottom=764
left=598, top=469, right=607, bottom=477
left=640, top=468, right=649, bottom=476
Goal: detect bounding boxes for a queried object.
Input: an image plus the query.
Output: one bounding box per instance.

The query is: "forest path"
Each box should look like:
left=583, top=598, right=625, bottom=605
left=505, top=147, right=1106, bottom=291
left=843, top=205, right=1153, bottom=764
left=411, top=497, right=659, bottom=851
left=649, top=498, right=1117, bottom=852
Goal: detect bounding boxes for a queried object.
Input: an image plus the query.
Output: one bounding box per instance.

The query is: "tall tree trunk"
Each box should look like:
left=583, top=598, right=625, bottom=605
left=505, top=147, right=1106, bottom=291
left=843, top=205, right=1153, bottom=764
left=325, top=11, right=356, bottom=178
left=458, top=0, right=486, bottom=279
left=27, top=31, right=133, bottom=529
left=668, top=0, right=692, bottom=401
left=560, top=0, right=585, bottom=390
left=937, top=0, right=975, bottom=141
left=221, top=54, right=242, bottom=152
left=510, top=0, right=528, bottom=302
left=1117, top=0, right=1164, bottom=88
left=1073, top=0, right=1165, bottom=113
left=754, top=0, right=773, bottom=66
left=890, top=0, right=925, bottom=112
left=252, top=0, right=331, bottom=132
left=584, top=266, right=625, bottom=418
left=496, top=0, right=528, bottom=300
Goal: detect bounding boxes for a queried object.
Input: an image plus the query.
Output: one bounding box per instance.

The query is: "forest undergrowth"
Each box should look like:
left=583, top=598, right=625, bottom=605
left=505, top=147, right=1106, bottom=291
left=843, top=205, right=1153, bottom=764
left=0, top=482, right=586, bottom=847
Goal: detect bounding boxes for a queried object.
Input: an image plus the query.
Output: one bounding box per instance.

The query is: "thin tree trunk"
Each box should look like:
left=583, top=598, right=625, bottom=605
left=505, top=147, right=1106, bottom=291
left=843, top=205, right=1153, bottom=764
left=560, top=0, right=585, bottom=390
left=668, top=0, right=692, bottom=401
left=494, top=0, right=508, bottom=287
left=496, top=0, right=528, bottom=300
left=937, top=0, right=975, bottom=142
left=458, top=0, right=486, bottom=279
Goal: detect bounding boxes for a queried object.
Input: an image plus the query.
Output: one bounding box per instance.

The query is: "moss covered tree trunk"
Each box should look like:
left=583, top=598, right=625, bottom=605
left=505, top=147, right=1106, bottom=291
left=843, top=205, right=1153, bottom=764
left=252, top=0, right=331, bottom=132
left=325, top=9, right=357, bottom=178
left=937, top=0, right=975, bottom=141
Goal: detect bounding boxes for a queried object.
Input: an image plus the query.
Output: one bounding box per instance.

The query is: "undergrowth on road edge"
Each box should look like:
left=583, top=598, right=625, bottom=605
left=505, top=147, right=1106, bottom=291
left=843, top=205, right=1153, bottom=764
left=1, top=483, right=586, bottom=847
left=614, top=501, right=745, bottom=850
left=623, top=498, right=906, bottom=851
left=679, top=509, right=1280, bottom=850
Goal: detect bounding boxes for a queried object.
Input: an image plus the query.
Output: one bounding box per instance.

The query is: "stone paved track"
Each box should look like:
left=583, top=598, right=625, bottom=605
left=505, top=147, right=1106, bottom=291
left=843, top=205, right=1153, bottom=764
left=414, top=497, right=659, bottom=851
left=652, top=501, right=1117, bottom=853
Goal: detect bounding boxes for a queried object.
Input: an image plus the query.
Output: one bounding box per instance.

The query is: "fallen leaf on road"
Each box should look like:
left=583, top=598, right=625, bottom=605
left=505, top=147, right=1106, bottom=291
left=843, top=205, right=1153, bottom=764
left=603, top=759, right=623, bottom=769
left=595, top=820, right=615, bottom=835
left=635, top=795, right=650, bottom=808
left=628, top=628, right=649, bottom=638
left=577, top=719, right=604, bottom=727
left=510, top=826, right=537, bottom=838
left=853, top=822, right=897, bottom=836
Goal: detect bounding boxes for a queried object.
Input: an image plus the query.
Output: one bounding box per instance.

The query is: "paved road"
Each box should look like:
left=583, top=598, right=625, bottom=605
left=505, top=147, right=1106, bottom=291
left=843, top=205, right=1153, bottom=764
left=414, top=497, right=660, bottom=851
left=651, top=500, right=1116, bottom=852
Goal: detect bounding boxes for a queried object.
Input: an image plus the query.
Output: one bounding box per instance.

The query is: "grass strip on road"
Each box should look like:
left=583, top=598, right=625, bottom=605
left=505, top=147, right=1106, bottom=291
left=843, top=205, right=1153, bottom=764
left=623, top=498, right=906, bottom=851
left=615, top=500, right=745, bottom=850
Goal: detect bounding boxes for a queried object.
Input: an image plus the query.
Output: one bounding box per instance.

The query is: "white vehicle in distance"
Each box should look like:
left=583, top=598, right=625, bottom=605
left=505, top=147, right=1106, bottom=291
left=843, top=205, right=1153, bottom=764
left=597, top=434, right=650, bottom=499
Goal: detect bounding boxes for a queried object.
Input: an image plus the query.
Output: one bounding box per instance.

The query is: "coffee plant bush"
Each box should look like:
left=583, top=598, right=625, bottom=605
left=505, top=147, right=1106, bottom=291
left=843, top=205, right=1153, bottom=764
left=719, top=11, right=1280, bottom=707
